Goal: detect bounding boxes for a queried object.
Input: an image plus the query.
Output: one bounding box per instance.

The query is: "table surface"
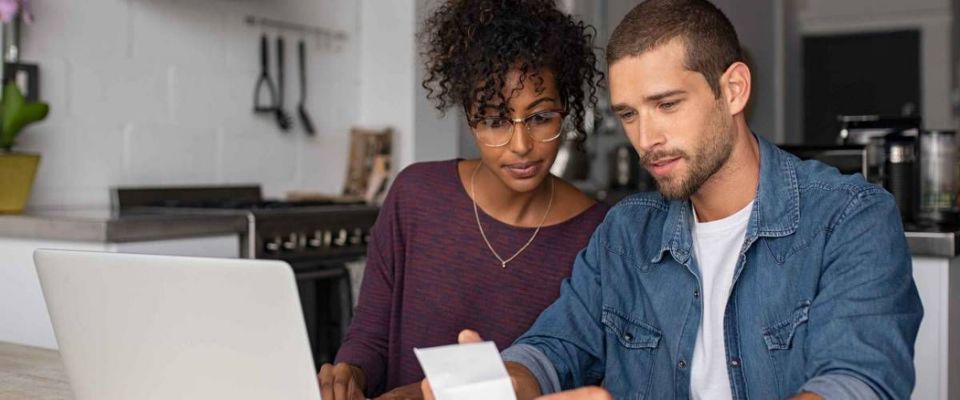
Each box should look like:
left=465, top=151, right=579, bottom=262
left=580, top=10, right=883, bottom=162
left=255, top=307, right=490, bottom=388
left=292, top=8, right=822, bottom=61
left=0, top=342, right=72, bottom=400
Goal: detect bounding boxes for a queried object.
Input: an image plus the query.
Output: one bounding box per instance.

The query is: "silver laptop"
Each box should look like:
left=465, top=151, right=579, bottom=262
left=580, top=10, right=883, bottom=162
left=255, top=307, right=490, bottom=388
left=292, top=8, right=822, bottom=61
left=34, top=249, right=321, bottom=400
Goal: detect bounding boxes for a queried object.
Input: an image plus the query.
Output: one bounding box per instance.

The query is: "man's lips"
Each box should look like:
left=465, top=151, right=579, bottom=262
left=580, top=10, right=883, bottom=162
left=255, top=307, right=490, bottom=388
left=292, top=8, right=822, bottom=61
left=647, top=157, right=681, bottom=176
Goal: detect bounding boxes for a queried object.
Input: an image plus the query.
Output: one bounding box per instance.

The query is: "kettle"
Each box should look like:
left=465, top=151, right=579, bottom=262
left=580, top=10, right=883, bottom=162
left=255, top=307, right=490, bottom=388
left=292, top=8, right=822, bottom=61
left=884, top=133, right=917, bottom=223
left=550, top=132, right=591, bottom=181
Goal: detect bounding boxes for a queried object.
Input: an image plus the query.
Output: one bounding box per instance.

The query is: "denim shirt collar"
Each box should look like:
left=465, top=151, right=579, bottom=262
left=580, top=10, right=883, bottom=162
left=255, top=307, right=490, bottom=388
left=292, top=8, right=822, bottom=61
left=652, top=134, right=800, bottom=264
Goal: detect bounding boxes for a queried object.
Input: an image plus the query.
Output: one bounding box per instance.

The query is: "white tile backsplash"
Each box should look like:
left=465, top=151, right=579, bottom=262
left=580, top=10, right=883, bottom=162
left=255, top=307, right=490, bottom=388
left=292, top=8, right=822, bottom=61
left=124, top=122, right=220, bottom=185
left=15, top=0, right=361, bottom=209
left=69, top=60, right=173, bottom=124
left=297, top=134, right=350, bottom=194
left=22, top=0, right=133, bottom=64
left=130, top=0, right=228, bottom=68
left=220, top=129, right=299, bottom=185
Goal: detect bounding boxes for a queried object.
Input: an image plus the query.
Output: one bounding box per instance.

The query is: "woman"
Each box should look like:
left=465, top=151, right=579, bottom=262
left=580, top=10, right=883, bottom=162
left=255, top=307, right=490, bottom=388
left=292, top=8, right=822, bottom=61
left=319, top=1, right=606, bottom=398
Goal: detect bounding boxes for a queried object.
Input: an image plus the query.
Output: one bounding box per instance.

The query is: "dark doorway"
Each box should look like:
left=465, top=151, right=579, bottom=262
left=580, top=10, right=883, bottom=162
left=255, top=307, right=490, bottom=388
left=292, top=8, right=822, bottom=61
left=802, top=30, right=921, bottom=144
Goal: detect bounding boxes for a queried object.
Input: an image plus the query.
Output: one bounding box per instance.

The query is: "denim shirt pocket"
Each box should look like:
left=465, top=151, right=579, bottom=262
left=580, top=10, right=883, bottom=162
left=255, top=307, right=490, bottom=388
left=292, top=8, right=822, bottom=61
left=762, top=300, right=811, bottom=350
left=601, top=309, right=661, bottom=399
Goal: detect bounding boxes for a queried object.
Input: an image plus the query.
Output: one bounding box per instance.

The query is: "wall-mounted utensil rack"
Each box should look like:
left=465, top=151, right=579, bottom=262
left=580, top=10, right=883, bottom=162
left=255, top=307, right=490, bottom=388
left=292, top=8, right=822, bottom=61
left=244, top=15, right=348, bottom=43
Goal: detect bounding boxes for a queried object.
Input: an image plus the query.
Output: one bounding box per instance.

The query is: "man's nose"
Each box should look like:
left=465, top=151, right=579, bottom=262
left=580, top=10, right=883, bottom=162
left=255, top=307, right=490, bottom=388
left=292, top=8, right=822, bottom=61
left=630, top=113, right=663, bottom=155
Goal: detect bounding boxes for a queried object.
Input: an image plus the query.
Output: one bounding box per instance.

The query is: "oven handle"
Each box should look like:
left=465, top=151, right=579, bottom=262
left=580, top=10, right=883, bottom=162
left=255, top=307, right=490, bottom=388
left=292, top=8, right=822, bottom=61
left=296, top=268, right=348, bottom=281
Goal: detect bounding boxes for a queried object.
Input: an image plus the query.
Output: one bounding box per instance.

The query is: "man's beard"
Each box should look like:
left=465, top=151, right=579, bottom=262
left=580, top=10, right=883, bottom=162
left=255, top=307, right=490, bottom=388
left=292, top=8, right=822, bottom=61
left=641, top=101, right=735, bottom=200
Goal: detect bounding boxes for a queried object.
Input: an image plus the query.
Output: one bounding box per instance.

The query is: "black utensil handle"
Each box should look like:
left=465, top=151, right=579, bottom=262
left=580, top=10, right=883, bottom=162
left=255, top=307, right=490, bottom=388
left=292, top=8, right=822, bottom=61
left=260, top=34, right=269, bottom=73
left=276, top=36, right=285, bottom=105
left=299, top=40, right=307, bottom=100
left=254, top=34, right=277, bottom=113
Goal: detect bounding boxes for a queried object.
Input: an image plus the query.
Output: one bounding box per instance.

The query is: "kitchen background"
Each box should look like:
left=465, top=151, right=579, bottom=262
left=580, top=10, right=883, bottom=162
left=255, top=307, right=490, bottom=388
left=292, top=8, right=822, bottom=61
left=8, top=0, right=959, bottom=209
left=14, top=0, right=460, bottom=209
left=1, top=0, right=959, bottom=398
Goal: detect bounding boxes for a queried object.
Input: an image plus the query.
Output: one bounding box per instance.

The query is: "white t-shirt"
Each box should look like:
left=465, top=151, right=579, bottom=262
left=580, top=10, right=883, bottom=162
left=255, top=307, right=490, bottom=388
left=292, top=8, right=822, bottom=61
left=690, top=201, right=753, bottom=400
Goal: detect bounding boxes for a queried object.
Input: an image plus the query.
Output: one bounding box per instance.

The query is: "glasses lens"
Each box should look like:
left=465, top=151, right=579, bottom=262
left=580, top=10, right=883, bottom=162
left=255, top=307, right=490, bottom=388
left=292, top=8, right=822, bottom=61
left=473, top=111, right=564, bottom=146
left=527, top=111, right=563, bottom=141
left=474, top=117, right=512, bottom=146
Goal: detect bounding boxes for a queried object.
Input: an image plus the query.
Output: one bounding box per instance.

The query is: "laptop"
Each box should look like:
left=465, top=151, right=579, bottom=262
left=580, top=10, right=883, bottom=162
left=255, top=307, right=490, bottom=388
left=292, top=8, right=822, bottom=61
left=34, top=249, right=322, bottom=400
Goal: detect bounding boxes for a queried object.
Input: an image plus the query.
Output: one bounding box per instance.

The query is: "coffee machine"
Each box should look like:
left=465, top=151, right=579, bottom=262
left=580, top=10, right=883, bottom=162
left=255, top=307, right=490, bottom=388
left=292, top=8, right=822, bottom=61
left=836, top=115, right=960, bottom=228
left=838, top=115, right=921, bottom=185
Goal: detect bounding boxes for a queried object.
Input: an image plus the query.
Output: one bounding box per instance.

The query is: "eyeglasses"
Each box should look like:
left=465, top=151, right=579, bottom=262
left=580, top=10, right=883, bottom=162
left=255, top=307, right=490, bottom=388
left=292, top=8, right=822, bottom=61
left=469, top=110, right=566, bottom=148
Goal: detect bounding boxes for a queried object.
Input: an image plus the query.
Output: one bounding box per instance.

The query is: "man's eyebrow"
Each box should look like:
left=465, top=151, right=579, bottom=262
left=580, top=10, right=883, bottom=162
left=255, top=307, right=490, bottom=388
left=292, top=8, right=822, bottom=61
left=644, top=90, right=686, bottom=102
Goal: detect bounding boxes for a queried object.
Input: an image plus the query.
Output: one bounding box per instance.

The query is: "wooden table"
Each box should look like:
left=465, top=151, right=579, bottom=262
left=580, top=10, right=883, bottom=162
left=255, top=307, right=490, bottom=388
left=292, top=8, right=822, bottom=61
left=0, top=342, right=72, bottom=399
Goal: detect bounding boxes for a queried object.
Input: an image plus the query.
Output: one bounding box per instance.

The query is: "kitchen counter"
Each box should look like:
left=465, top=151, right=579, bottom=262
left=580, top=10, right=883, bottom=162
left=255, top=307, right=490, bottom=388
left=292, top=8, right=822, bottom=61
left=905, top=229, right=960, bottom=258
left=1, top=208, right=958, bottom=257
left=0, top=208, right=248, bottom=243
left=0, top=342, right=72, bottom=400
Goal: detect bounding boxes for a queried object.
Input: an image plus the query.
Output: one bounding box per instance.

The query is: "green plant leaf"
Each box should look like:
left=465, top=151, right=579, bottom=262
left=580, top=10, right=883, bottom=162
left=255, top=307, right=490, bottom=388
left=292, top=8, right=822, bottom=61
left=0, top=82, right=49, bottom=151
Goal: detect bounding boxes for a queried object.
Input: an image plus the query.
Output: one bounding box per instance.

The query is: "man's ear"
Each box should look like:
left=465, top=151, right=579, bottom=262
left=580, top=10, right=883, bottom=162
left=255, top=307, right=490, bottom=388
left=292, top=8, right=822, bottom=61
left=720, top=61, right=751, bottom=116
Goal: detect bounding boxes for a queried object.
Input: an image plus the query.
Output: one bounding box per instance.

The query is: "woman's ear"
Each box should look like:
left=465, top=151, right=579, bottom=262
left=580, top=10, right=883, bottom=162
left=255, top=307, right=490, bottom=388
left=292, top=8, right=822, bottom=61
left=720, top=62, right=751, bottom=116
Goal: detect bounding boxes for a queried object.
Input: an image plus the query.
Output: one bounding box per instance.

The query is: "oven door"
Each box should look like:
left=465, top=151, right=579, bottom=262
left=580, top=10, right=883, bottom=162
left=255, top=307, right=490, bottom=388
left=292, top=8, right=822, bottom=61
left=286, top=258, right=354, bottom=369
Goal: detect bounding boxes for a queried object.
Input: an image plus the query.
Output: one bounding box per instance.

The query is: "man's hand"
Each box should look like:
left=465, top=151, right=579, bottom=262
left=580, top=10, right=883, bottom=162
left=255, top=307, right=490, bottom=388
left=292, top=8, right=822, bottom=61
left=788, top=392, right=824, bottom=400
left=421, top=330, right=485, bottom=400
left=421, top=329, right=544, bottom=400
left=376, top=381, right=424, bottom=399
left=536, top=387, right=612, bottom=400
left=318, top=362, right=366, bottom=400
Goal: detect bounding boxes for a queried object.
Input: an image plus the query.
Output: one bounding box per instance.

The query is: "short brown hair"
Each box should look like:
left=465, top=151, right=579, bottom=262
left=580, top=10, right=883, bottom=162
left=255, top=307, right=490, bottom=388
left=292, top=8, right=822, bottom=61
left=606, top=0, right=742, bottom=97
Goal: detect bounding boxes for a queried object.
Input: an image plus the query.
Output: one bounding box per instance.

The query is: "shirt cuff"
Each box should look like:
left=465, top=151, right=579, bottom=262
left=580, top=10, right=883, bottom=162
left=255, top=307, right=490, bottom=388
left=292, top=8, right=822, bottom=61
left=501, top=344, right=562, bottom=395
left=800, top=373, right=879, bottom=400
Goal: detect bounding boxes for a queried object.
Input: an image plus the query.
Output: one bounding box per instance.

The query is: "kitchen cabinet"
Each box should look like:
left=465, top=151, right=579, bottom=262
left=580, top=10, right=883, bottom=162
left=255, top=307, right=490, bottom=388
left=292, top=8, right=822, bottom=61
left=0, top=209, right=244, bottom=349
left=911, top=255, right=960, bottom=400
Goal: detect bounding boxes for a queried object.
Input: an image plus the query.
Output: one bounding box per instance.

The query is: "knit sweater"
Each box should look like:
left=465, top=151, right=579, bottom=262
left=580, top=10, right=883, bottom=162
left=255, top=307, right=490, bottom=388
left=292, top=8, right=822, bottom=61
left=335, top=159, right=609, bottom=396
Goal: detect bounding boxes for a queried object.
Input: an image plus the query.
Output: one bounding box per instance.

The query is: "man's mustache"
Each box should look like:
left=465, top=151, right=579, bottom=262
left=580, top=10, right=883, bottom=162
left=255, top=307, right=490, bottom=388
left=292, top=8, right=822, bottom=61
left=639, top=149, right=689, bottom=165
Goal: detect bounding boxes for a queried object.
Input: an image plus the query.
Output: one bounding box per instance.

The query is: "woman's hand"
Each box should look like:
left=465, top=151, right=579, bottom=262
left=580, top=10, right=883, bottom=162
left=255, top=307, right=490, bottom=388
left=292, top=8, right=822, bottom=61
left=375, top=381, right=424, bottom=399
left=318, top=362, right=366, bottom=400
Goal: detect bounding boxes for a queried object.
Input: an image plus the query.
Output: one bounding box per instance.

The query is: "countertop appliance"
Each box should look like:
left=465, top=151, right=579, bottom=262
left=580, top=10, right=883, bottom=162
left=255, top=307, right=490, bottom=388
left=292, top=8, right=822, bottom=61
left=837, top=115, right=921, bottom=184
left=779, top=145, right=868, bottom=177
left=112, top=185, right=380, bottom=367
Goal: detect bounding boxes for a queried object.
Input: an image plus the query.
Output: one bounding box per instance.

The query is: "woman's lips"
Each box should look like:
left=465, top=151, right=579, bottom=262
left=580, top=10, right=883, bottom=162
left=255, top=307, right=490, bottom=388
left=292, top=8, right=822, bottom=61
left=648, top=157, right=681, bottom=176
left=503, top=161, right=542, bottom=179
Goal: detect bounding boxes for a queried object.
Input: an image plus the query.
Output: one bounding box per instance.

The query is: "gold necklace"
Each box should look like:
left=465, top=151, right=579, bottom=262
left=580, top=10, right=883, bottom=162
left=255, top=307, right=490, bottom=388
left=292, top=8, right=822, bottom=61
left=470, top=162, right=555, bottom=269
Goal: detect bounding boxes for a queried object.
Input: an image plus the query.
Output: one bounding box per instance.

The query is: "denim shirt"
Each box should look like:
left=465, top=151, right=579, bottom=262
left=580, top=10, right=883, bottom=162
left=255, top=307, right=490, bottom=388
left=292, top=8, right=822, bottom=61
left=502, top=135, right=923, bottom=400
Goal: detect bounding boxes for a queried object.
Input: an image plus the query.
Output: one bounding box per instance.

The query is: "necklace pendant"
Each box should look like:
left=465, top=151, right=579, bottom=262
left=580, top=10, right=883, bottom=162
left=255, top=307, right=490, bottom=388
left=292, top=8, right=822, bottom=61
left=501, top=261, right=507, bottom=269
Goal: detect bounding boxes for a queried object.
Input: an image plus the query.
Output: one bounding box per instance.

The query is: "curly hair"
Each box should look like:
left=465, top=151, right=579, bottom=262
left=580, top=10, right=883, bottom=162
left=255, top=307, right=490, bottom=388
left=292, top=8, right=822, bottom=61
left=420, top=0, right=603, bottom=148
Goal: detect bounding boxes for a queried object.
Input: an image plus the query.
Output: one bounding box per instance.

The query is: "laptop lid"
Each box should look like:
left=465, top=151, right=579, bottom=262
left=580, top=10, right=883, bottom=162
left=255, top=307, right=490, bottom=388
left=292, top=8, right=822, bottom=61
left=34, top=249, right=320, bottom=400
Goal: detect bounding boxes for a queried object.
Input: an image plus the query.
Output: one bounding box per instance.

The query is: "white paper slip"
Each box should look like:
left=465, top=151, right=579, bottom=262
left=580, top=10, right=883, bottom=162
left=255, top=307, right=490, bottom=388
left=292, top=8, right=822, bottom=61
left=414, top=342, right=517, bottom=400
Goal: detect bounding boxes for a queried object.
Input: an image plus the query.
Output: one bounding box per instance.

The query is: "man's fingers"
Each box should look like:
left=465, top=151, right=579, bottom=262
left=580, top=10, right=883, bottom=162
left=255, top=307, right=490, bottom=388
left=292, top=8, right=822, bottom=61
left=458, top=329, right=483, bottom=344
left=536, top=387, right=613, bottom=400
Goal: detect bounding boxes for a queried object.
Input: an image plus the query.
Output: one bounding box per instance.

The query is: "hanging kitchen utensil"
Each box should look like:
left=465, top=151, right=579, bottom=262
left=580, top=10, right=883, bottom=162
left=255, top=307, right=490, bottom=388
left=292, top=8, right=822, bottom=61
left=297, top=40, right=316, bottom=136
left=274, top=36, right=293, bottom=132
left=253, top=34, right=277, bottom=113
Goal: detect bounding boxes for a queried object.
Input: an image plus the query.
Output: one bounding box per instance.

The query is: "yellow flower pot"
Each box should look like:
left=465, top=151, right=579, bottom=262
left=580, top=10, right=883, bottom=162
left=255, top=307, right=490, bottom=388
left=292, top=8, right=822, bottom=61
left=0, top=152, right=40, bottom=213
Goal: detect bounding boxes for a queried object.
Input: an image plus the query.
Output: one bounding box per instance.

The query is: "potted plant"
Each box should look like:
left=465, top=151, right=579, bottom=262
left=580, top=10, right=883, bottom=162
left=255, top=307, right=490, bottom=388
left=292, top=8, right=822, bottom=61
left=0, top=0, right=47, bottom=213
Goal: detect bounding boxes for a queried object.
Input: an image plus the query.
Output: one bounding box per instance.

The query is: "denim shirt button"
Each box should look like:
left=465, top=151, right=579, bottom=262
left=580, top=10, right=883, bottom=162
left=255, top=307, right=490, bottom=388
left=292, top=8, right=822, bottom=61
left=678, top=359, right=687, bottom=369
left=729, top=358, right=741, bottom=368
left=693, top=290, right=700, bottom=298
left=623, top=333, right=633, bottom=342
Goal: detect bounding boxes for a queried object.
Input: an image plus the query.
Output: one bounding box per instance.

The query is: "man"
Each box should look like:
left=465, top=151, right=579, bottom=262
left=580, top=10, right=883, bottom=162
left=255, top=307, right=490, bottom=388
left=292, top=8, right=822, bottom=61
left=423, top=0, right=922, bottom=399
